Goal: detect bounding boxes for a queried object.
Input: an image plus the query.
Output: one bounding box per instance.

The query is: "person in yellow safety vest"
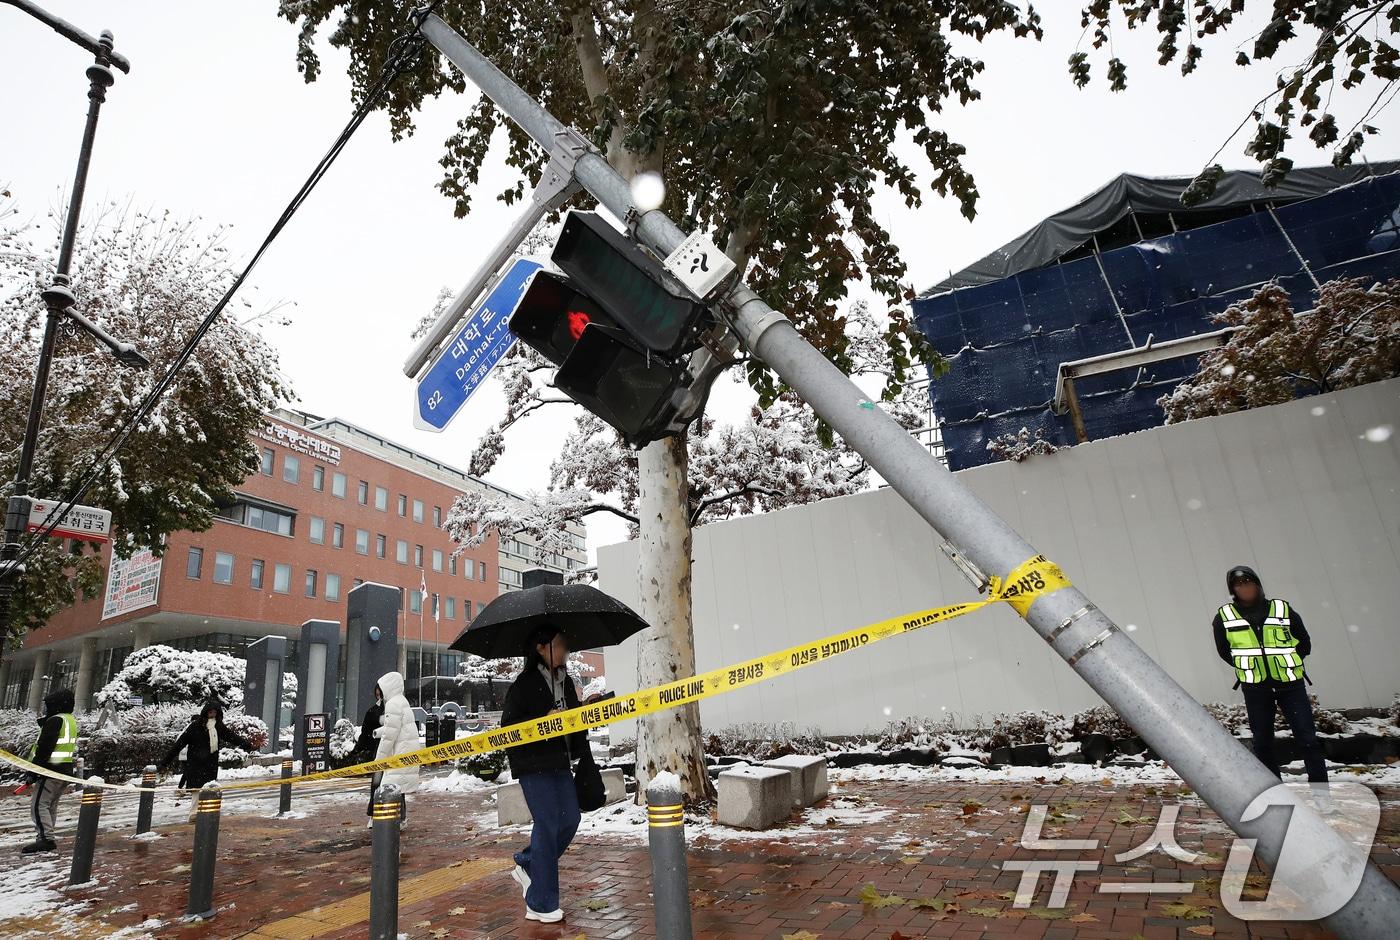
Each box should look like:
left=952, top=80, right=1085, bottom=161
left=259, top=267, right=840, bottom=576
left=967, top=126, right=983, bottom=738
left=1211, top=566, right=1328, bottom=783
left=22, top=687, right=78, bottom=855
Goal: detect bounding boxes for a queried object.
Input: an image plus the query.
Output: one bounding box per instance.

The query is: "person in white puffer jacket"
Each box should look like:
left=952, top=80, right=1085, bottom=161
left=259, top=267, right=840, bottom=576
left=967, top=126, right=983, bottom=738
left=372, top=671, right=421, bottom=824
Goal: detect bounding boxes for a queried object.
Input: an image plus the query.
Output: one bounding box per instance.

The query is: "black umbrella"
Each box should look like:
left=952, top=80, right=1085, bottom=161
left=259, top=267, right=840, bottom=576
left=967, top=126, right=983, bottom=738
left=449, top=583, right=650, bottom=658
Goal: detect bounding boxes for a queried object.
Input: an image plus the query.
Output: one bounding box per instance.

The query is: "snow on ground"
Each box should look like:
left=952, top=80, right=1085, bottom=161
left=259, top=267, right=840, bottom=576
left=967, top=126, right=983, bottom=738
left=0, top=856, right=157, bottom=939
left=419, top=770, right=497, bottom=794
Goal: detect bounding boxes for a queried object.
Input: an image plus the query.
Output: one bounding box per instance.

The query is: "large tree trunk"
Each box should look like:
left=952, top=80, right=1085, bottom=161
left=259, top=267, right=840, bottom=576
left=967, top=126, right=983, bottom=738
left=634, top=433, right=715, bottom=802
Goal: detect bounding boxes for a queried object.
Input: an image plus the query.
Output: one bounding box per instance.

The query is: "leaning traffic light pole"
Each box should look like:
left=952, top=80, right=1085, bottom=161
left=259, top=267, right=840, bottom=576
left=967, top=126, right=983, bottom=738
left=411, top=13, right=1399, bottom=935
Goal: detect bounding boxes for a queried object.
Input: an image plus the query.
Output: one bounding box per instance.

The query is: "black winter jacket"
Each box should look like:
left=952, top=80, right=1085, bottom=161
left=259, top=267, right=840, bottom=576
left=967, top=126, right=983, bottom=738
left=500, top=666, right=588, bottom=777
left=162, top=700, right=252, bottom=789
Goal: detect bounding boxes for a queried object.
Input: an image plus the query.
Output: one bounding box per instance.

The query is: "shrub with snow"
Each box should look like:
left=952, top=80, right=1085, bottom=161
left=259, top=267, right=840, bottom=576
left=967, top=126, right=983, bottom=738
left=94, top=645, right=246, bottom=710
left=0, top=708, right=38, bottom=760
left=985, top=427, right=1059, bottom=463
left=1069, top=705, right=1136, bottom=742
left=281, top=672, right=298, bottom=713
left=704, top=722, right=826, bottom=761
left=1392, top=693, right=1400, bottom=728
left=329, top=717, right=360, bottom=761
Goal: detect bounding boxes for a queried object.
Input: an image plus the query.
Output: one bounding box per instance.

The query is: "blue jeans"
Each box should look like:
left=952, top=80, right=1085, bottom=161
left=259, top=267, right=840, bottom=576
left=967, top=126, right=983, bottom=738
left=513, top=770, right=580, bottom=912
left=1242, top=682, right=1329, bottom=782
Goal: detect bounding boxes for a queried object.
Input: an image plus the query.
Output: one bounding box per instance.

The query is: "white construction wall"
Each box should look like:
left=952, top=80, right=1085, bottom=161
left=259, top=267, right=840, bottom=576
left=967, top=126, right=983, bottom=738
left=597, top=379, right=1400, bottom=735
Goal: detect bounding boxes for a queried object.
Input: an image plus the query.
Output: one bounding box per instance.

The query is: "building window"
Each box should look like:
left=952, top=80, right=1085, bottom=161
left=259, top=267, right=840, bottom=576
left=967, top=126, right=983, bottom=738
left=273, top=563, right=291, bottom=594
left=396, top=540, right=408, bottom=564
left=397, top=494, right=407, bottom=516
left=462, top=558, right=474, bottom=579
left=309, top=516, right=325, bottom=545
left=432, top=549, right=444, bottom=573
left=186, top=547, right=203, bottom=579
left=357, top=481, right=369, bottom=505
left=414, top=545, right=424, bottom=568
left=445, top=596, right=456, bottom=620
left=433, top=506, right=442, bottom=528
left=480, top=562, right=488, bottom=582
left=375, top=534, right=387, bottom=559
left=375, top=486, right=388, bottom=512
left=409, top=590, right=422, bottom=614
left=250, top=559, right=265, bottom=590
left=213, top=552, right=234, bottom=585
left=355, top=529, right=370, bottom=555
left=312, top=465, right=325, bottom=491
left=283, top=454, right=300, bottom=484
left=412, top=499, right=424, bottom=523
left=246, top=504, right=294, bottom=537
left=326, top=573, right=341, bottom=602
left=448, top=556, right=457, bottom=576
left=332, top=472, right=346, bottom=498
left=500, top=567, right=521, bottom=586
left=305, top=569, right=318, bottom=598
left=260, top=448, right=275, bottom=476
left=332, top=523, right=344, bottom=549
left=463, top=599, right=472, bottom=620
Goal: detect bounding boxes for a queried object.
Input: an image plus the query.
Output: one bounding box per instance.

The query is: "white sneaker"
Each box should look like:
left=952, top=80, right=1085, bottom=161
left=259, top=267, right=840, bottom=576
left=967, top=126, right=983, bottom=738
left=511, top=865, right=531, bottom=898
left=525, top=907, right=563, bottom=923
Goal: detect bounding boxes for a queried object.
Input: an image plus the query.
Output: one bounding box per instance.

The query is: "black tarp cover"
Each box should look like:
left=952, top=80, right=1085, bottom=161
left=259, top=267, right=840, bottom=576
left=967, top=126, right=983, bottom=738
left=920, top=161, right=1400, bottom=296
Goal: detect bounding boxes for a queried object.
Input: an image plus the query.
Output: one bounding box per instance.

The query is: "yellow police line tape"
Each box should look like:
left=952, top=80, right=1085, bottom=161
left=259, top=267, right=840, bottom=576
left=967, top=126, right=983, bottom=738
left=1, top=555, right=1069, bottom=794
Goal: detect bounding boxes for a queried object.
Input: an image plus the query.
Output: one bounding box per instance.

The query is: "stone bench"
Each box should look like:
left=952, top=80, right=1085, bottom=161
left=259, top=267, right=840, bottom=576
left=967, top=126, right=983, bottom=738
left=717, top=765, right=793, bottom=830
left=496, top=768, right=628, bottom=826
left=763, top=754, right=829, bottom=808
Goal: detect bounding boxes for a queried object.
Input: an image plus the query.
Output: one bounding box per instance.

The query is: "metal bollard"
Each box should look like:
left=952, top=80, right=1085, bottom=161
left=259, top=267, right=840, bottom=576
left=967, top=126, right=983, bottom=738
left=369, top=782, right=402, bottom=940
left=68, top=781, right=103, bottom=886
left=135, top=765, right=156, bottom=835
left=646, top=779, right=694, bottom=940
left=184, top=783, right=221, bottom=921
left=278, top=758, right=292, bottom=816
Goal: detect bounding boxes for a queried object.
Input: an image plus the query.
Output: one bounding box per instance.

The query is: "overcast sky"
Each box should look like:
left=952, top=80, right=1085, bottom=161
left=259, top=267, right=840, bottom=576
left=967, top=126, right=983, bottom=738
left=3, top=2, right=1396, bottom=556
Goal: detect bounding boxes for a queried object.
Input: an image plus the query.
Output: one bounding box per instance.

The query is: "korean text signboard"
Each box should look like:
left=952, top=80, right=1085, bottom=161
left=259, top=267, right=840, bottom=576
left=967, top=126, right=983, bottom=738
left=301, top=712, right=330, bottom=774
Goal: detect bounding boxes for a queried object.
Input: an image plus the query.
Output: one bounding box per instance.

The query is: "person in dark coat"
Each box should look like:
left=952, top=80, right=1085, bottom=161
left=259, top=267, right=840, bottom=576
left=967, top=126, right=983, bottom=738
left=1211, top=565, right=1328, bottom=782
left=162, top=700, right=252, bottom=794
left=22, top=687, right=78, bottom=854
left=501, top=624, right=591, bottom=924
left=356, top=684, right=385, bottom=825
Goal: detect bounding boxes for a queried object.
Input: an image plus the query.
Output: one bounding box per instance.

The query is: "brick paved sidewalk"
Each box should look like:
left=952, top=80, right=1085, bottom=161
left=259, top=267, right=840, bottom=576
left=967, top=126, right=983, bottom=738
left=0, top=768, right=1395, bottom=940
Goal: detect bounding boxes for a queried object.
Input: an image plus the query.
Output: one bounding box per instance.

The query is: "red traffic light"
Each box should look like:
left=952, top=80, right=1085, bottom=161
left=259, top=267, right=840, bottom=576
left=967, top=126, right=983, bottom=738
left=567, top=310, right=591, bottom=341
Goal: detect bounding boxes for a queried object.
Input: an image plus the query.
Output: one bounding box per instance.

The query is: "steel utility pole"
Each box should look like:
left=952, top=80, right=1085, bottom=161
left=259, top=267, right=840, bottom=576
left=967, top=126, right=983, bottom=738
left=413, top=13, right=1400, bottom=936
left=0, top=1, right=146, bottom=640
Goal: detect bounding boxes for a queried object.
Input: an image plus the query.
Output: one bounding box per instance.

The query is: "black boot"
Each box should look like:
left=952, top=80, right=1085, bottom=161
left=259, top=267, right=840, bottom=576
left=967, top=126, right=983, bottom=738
left=21, top=839, right=56, bottom=854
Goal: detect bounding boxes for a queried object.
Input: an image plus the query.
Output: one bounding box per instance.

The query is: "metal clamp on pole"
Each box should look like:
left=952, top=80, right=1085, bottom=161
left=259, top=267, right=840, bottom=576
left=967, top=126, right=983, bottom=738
left=184, top=783, right=222, bottom=921
left=369, top=782, right=403, bottom=940
left=67, top=779, right=103, bottom=886
left=939, top=540, right=989, bottom=594
left=646, top=778, right=694, bottom=940
left=278, top=758, right=293, bottom=816
left=135, top=764, right=156, bottom=835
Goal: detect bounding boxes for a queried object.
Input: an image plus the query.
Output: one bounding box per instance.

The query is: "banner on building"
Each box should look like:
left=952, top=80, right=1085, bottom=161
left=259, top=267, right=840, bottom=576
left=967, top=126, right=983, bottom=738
left=101, top=547, right=162, bottom=620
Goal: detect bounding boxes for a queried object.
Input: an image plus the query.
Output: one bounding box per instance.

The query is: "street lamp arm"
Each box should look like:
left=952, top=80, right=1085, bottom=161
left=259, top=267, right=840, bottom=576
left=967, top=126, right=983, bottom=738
left=1, top=0, right=131, bottom=72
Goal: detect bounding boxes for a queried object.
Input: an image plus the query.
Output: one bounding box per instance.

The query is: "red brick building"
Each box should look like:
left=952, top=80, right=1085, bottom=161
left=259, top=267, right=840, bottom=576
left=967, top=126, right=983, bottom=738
left=0, top=409, right=594, bottom=715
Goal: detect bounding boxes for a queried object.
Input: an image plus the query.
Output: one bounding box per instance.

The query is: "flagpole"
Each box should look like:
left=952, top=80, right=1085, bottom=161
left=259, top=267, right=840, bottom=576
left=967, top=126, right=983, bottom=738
left=419, top=570, right=426, bottom=709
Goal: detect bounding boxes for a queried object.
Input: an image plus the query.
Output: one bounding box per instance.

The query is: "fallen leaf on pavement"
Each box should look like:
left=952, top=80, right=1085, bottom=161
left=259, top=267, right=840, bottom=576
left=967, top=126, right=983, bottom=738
left=899, top=855, right=920, bottom=865
left=961, top=800, right=983, bottom=815
left=782, top=932, right=820, bottom=940
left=1069, top=912, right=1098, bottom=922
left=967, top=906, right=1004, bottom=918
left=859, top=884, right=906, bottom=910
left=447, top=906, right=466, bottom=916
left=584, top=898, right=609, bottom=911
left=1161, top=902, right=1211, bottom=919
left=1187, top=927, right=1216, bottom=937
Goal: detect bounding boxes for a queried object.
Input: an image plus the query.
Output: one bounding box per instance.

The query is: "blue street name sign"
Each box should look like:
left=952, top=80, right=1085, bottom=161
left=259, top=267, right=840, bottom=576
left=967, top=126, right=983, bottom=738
left=413, top=257, right=543, bottom=432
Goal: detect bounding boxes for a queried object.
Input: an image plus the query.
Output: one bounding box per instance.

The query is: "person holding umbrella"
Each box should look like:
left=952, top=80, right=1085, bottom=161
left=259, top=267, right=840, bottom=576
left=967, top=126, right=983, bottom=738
left=449, top=578, right=649, bottom=924
left=501, top=624, right=590, bottom=922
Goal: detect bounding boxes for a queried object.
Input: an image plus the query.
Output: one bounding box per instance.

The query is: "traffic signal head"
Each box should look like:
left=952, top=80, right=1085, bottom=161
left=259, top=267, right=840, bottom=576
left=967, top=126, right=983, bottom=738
left=510, top=271, right=610, bottom=367
left=552, top=211, right=710, bottom=358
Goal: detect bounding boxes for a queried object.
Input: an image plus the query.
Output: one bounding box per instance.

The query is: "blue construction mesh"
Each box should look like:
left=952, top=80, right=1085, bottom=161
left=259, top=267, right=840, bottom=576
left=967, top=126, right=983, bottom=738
left=912, top=173, right=1400, bottom=470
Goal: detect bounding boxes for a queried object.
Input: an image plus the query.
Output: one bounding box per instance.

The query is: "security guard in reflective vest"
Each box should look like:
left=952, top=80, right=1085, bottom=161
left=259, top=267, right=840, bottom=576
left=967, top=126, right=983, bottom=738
left=22, top=687, right=78, bottom=855
left=1211, top=566, right=1328, bottom=782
